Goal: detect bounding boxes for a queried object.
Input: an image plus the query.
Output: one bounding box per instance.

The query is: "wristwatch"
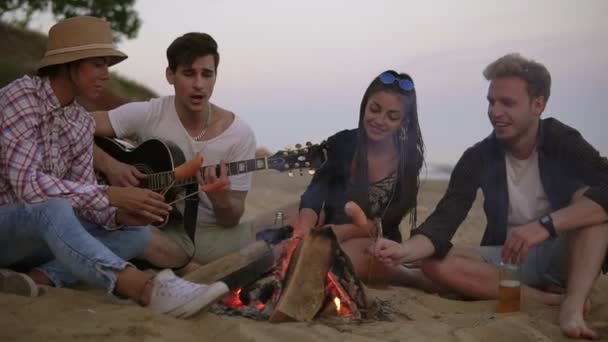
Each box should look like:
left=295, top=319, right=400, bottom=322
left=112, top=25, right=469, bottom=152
left=538, top=214, right=557, bottom=238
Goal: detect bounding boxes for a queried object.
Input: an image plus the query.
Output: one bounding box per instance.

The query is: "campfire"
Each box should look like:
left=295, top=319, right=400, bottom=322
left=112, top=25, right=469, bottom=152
left=185, top=227, right=380, bottom=322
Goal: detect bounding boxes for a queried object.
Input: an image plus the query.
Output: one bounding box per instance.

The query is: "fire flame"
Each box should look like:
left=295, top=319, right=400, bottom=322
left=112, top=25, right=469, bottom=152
left=334, top=297, right=341, bottom=314
left=220, top=237, right=357, bottom=319
left=327, top=273, right=353, bottom=317
left=224, top=288, right=244, bottom=308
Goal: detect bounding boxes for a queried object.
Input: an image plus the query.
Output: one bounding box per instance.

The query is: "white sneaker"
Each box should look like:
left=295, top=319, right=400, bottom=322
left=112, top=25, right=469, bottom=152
left=0, top=269, right=39, bottom=297
left=146, top=269, right=229, bottom=318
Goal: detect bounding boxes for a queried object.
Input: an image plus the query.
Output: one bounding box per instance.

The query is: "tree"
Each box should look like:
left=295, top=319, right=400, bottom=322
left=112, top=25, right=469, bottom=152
left=0, top=0, right=141, bottom=41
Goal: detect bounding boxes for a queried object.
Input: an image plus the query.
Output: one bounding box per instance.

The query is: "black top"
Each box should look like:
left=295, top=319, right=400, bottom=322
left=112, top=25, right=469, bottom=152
left=299, top=129, right=421, bottom=242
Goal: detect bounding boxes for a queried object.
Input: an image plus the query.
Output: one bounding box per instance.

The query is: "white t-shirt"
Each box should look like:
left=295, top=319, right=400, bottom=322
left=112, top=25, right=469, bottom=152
left=109, top=96, right=257, bottom=223
left=505, top=148, right=551, bottom=231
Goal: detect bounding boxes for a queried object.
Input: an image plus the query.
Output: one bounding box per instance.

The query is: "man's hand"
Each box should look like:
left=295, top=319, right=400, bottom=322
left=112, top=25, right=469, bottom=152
left=106, top=187, right=171, bottom=223
left=502, top=222, right=550, bottom=263
left=105, top=160, right=146, bottom=187
left=198, top=161, right=231, bottom=199
left=374, top=239, right=408, bottom=266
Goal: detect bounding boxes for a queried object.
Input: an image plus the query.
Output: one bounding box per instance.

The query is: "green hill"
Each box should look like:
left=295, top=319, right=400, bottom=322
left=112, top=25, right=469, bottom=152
left=0, top=22, right=157, bottom=106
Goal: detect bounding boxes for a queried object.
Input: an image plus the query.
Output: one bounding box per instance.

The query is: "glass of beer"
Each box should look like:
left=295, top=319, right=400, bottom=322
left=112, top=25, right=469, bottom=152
left=367, top=218, right=389, bottom=289
left=496, top=262, right=521, bottom=313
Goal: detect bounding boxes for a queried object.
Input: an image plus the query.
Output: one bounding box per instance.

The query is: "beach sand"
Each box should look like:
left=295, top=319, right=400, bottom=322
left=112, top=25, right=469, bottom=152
left=1, top=171, right=606, bottom=341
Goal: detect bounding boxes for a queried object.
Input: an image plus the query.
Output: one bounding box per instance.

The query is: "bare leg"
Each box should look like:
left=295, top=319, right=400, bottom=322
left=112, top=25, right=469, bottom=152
left=559, top=223, right=607, bottom=340
left=27, top=263, right=155, bottom=304
left=27, top=269, right=54, bottom=286
left=420, top=246, right=562, bottom=305
left=341, top=238, right=439, bottom=292
left=175, top=261, right=202, bottom=276
left=138, top=227, right=190, bottom=268
left=114, top=266, right=154, bottom=304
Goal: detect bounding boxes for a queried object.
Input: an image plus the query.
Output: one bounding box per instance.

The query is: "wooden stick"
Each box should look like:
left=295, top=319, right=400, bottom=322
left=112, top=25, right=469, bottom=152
left=184, top=240, right=275, bottom=290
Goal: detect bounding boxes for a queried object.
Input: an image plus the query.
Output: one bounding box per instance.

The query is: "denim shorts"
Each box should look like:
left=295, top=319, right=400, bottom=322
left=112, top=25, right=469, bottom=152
left=478, top=235, right=569, bottom=288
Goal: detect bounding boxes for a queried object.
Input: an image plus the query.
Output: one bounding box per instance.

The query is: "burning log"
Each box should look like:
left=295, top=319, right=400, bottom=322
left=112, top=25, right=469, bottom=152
left=269, top=227, right=368, bottom=323
left=184, top=240, right=275, bottom=290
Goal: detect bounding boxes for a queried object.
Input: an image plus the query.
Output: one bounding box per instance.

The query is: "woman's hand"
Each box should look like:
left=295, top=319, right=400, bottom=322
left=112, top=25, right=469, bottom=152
left=106, top=186, right=171, bottom=223
left=104, top=159, right=146, bottom=187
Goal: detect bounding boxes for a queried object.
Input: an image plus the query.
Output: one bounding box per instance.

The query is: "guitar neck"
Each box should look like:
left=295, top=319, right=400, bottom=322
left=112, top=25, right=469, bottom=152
left=142, top=157, right=269, bottom=191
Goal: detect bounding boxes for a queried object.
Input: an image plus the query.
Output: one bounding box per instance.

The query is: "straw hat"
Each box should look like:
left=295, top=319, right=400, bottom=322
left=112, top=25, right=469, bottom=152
left=37, top=16, right=128, bottom=70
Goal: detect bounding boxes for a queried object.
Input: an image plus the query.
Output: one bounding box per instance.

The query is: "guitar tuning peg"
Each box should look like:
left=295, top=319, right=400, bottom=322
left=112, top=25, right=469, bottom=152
left=295, top=143, right=302, bottom=149
left=306, top=141, right=312, bottom=147
left=287, top=171, right=294, bottom=178
left=308, top=169, right=316, bottom=175
left=299, top=170, right=304, bottom=176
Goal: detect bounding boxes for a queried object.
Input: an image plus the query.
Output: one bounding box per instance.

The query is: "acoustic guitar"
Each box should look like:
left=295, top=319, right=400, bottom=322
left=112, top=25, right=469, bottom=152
left=94, top=136, right=327, bottom=194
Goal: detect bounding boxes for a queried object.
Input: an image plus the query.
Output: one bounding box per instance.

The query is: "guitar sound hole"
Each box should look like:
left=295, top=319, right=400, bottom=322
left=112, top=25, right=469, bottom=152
left=134, top=164, right=154, bottom=175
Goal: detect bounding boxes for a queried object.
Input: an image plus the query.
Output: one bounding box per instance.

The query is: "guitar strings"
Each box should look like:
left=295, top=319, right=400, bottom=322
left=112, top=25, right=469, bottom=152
left=166, top=190, right=200, bottom=206
left=160, top=180, right=176, bottom=197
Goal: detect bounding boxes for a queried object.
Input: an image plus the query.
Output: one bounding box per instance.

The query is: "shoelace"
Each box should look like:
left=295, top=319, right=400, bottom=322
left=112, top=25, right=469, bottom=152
left=155, top=277, right=207, bottom=300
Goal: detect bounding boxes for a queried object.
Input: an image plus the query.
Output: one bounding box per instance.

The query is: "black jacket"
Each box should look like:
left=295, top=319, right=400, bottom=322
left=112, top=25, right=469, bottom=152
left=299, top=129, right=421, bottom=242
left=413, top=118, right=608, bottom=271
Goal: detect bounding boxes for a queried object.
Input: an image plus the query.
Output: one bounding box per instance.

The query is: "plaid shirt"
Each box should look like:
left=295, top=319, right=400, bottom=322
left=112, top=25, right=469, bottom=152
left=0, top=76, right=117, bottom=229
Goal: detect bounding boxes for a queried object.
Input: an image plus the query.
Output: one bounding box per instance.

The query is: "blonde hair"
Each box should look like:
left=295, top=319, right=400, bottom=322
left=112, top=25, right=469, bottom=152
left=483, top=53, right=551, bottom=102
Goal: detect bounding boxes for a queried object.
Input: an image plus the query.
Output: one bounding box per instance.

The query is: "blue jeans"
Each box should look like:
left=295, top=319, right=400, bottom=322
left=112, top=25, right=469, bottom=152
left=0, top=199, right=151, bottom=292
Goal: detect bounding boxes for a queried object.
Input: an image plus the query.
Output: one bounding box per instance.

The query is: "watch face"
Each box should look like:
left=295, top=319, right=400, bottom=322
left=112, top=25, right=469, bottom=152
left=541, top=215, right=551, bottom=225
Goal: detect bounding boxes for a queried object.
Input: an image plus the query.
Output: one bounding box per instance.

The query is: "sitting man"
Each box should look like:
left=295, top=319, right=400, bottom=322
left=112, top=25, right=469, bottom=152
left=0, top=16, right=227, bottom=318
left=94, top=32, right=257, bottom=271
left=374, top=53, right=608, bottom=340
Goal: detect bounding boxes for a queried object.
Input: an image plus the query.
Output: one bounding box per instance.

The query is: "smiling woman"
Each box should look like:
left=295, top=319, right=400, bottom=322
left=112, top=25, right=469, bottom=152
left=292, top=70, right=436, bottom=291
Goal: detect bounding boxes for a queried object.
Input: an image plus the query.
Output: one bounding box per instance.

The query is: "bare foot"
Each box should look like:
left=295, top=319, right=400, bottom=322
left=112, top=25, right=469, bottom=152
left=559, top=298, right=600, bottom=340
left=583, top=297, right=592, bottom=317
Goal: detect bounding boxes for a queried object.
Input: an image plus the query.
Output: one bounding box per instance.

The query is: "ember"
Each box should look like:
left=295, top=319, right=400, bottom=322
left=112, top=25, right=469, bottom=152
left=228, top=289, right=243, bottom=306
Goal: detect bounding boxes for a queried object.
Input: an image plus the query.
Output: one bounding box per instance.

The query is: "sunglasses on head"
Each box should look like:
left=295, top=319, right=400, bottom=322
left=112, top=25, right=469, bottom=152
left=379, top=72, right=415, bottom=91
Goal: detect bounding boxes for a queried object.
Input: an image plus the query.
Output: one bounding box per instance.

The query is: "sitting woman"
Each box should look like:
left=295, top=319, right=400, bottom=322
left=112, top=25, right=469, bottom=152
left=0, top=16, right=226, bottom=318
left=295, top=70, right=434, bottom=290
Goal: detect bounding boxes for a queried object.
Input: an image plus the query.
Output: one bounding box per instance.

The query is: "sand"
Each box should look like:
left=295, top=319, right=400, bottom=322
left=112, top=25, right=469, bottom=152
left=1, top=171, right=607, bottom=341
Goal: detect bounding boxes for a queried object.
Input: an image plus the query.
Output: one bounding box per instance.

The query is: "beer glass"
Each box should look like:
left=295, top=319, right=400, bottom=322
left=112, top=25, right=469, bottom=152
left=496, top=262, right=521, bottom=313
left=367, top=218, right=388, bottom=289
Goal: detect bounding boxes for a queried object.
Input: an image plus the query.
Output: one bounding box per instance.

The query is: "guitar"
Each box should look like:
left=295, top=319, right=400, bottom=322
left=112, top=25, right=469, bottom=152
left=94, top=136, right=328, bottom=194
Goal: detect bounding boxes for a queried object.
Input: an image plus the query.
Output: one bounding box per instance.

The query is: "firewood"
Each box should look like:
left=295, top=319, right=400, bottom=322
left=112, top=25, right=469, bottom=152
left=269, top=227, right=367, bottom=322
left=184, top=240, right=275, bottom=290
left=269, top=229, right=333, bottom=322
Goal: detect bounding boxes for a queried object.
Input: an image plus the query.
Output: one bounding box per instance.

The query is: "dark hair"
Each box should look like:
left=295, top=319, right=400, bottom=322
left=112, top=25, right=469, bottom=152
left=37, top=60, right=86, bottom=80
left=354, top=70, right=425, bottom=230
left=166, top=32, right=220, bottom=72
left=483, top=53, right=551, bottom=103
left=37, top=64, right=66, bottom=78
